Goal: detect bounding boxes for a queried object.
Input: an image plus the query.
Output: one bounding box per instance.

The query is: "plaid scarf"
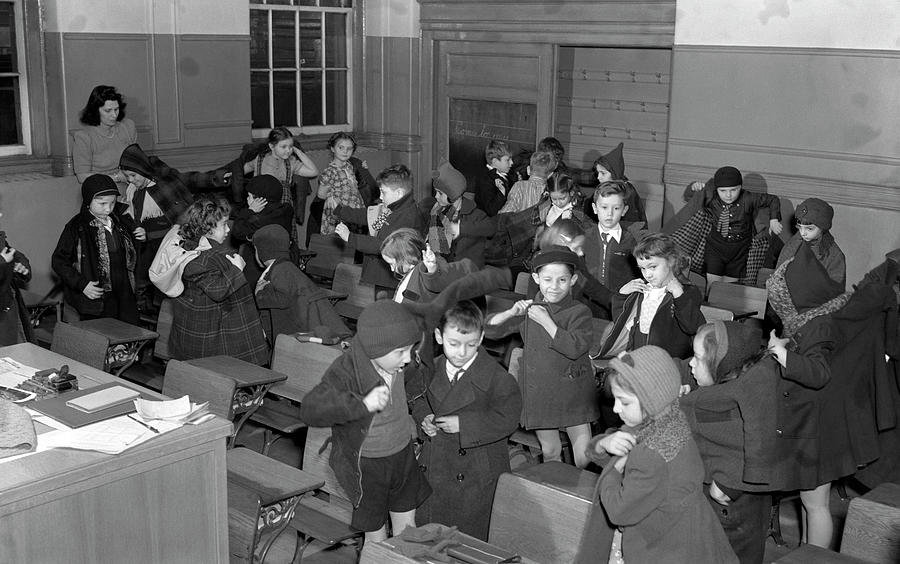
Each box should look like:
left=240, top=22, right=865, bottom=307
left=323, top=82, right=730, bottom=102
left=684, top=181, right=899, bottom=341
left=90, top=218, right=112, bottom=290
left=766, top=256, right=851, bottom=338
left=371, top=205, right=392, bottom=234
left=427, top=199, right=461, bottom=255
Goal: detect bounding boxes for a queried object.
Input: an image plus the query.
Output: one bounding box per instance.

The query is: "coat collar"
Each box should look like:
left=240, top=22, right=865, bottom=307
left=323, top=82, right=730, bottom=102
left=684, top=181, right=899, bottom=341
left=429, top=349, right=496, bottom=415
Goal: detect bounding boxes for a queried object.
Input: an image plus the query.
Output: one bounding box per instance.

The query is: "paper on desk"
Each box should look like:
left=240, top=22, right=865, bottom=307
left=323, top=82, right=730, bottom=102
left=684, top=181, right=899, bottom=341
left=0, top=357, right=40, bottom=388
left=134, top=396, right=209, bottom=423
left=38, top=414, right=176, bottom=455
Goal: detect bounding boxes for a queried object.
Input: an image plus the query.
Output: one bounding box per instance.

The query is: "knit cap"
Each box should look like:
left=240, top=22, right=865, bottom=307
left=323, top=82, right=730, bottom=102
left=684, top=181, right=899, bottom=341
left=609, top=345, right=680, bottom=417
left=432, top=161, right=467, bottom=202
left=713, top=166, right=743, bottom=188
left=253, top=224, right=290, bottom=263
left=82, top=174, right=119, bottom=204
left=247, top=174, right=283, bottom=203
left=710, top=321, right=762, bottom=382
left=356, top=300, right=420, bottom=358
left=794, top=197, right=833, bottom=231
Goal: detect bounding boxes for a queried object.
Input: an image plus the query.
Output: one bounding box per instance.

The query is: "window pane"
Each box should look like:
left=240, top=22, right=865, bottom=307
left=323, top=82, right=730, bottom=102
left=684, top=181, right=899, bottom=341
left=300, top=71, right=322, bottom=126
left=322, top=0, right=353, bottom=6
left=267, top=0, right=293, bottom=5
left=0, top=3, right=18, bottom=74
left=273, top=71, right=297, bottom=127
left=325, top=70, right=347, bottom=125
left=299, top=12, right=322, bottom=68
left=324, top=14, right=346, bottom=68
left=296, top=0, right=319, bottom=6
left=249, top=10, right=269, bottom=68
left=271, top=11, right=295, bottom=68
left=0, top=77, right=21, bottom=145
left=250, top=71, right=271, bottom=129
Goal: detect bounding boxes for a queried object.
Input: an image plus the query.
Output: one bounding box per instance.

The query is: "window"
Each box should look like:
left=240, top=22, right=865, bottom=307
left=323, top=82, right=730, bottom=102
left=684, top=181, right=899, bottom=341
left=0, top=0, right=31, bottom=156
left=250, top=0, right=353, bottom=136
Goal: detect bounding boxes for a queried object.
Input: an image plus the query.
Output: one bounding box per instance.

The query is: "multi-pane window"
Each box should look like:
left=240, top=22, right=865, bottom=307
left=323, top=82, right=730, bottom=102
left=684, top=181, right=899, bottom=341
left=250, top=0, right=352, bottom=135
left=0, top=0, right=30, bottom=156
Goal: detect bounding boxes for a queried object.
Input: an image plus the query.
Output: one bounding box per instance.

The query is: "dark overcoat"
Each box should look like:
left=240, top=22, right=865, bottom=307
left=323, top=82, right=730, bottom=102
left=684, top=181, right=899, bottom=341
left=412, top=350, right=521, bottom=540
left=170, top=239, right=268, bottom=365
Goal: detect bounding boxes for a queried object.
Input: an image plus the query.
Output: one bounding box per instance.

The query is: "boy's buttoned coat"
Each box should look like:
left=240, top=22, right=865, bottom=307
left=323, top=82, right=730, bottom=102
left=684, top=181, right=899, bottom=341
left=412, top=350, right=521, bottom=540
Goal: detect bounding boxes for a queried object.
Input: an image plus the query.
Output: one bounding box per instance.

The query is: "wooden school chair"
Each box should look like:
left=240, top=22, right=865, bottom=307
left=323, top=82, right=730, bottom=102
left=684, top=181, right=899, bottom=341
left=488, top=462, right=603, bottom=564
left=250, top=334, right=343, bottom=456
left=304, top=234, right=355, bottom=283
left=290, top=426, right=364, bottom=563
left=331, top=263, right=375, bottom=321
left=706, top=281, right=768, bottom=321
left=162, top=361, right=325, bottom=564
left=50, top=321, right=109, bottom=371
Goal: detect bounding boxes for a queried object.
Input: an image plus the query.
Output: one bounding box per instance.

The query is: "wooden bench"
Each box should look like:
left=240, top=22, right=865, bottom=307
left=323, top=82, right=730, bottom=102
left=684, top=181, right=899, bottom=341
left=250, top=334, right=343, bottom=456
left=840, top=482, right=900, bottom=563
left=707, top=281, right=767, bottom=321
left=161, top=362, right=324, bottom=564
left=305, top=234, right=355, bottom=283
left=291, top=426, right=364, bottom=563
left=331, top=263, right=375, bottom=321
left=488, top=462, right=602, bottom=564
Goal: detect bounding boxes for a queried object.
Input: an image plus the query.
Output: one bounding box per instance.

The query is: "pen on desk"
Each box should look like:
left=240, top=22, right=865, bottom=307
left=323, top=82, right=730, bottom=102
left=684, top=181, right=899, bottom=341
left=128, top=414, right=160, bottom=434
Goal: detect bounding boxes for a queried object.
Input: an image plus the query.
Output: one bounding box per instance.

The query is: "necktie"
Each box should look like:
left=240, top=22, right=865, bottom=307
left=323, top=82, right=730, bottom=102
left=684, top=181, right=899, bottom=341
left=600, top=232, right=609, bottom=245
left=450, top=369, right=464, bottom=386
left=718, top=204, right=731, bottom=237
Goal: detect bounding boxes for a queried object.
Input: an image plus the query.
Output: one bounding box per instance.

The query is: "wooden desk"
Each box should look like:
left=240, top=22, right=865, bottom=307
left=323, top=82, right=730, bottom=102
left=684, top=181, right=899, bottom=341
left=360, top=523, right=537, bottom=564
left=0, top=343, right=232, bottom=564
left=73, top=318, right=159, bottom=376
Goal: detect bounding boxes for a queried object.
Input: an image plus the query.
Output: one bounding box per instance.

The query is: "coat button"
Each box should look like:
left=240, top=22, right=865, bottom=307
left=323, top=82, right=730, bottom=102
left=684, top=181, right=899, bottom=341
left=419, top=465, right=427, bottom=472
left=458, top=448, right=466, bottom=456
left=456, top=473, right=464, bottom=482
left=783, top=391, right=790, bottom=397
left=776, top=429, right=783, bottom=436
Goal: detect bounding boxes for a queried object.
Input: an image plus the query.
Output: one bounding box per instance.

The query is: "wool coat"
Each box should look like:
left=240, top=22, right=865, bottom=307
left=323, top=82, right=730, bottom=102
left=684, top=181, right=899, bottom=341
left=473, top=167, right=511, bottom=217
left=420, top=196, right=495, bottom=268
left=169, top=238, right=268, bottom=365
left=337, top=193, right=426, bottom=288
left=412, top=350, right=521, bottom=540
left=582, top=226, right=642, bottom=314
left=487, top=292, right=599, bottom=429
left=597, top=415, right=738, bottom=564
left=0, top=244, right=31, bottom=346
left=299, top=337, right=422, bottom=507
left=398, top=257, right=478, bottom=304
left=597, top=285, right=705, bottom=360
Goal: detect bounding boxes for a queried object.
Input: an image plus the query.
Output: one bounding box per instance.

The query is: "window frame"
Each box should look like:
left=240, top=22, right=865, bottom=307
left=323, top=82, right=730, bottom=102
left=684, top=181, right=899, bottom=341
left=249, top=1, right=355, bottom=137
left=0, top=0, right=32, bottom=157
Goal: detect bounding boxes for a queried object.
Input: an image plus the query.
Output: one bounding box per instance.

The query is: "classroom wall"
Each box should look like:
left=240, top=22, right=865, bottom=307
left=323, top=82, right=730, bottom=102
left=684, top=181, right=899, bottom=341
left=666, top=0, right=900, bottom=285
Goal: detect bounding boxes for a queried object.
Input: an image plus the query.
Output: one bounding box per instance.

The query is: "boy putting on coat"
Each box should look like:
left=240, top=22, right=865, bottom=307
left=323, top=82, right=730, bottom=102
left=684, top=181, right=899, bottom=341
left=412, top=300, right=521, bottom=541
left=299, top=300, right=431, bottom=542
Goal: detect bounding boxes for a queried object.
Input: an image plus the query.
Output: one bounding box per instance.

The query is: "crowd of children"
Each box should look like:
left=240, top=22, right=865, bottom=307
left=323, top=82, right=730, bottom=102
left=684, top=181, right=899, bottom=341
left=14, top=94, right=894, bottom=563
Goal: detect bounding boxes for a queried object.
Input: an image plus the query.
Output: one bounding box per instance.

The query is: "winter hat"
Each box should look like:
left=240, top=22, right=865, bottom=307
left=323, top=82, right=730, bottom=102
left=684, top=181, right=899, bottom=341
left=432, top=161, right=467, bottom=202
left=82, top=174, right=120, bottom=204
left=531, top=245, right=579, bottom=272
left=794, top=197, right=833, bottom=231
left=356, top=300, right=420, bottom=358
left=713, top=166, right=743, bottom=188
left=710, top=321, right=762, bottom=382
left=609, top=345, right=680, bottom=417
left=598, top=142, right=627, bottom=180
left=253, top=224, right=290, bottom=263
left=247, top=174, right=283, bottom=203
left=118, top=143, right=155, bottom=179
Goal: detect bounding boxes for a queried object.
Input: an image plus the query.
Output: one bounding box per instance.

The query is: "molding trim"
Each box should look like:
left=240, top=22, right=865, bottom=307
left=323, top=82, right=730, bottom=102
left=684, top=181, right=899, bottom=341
left=664, top=162, right=900, bottom=212
left=61, top=33, right=150, bottom=42
left=667, top=137, right=900, bottom=168
left=673, top=44, right=900, bottom=59
left=179, top=35, right=250, bottom=42
left=183, top=120, right=253, bottom=130
left=356, top=132, right=423, bottom=153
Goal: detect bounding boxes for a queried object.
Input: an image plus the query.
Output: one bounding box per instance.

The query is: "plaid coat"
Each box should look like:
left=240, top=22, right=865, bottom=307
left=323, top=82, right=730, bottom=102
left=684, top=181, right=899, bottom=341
left=170, top=239, right=269, bottom=365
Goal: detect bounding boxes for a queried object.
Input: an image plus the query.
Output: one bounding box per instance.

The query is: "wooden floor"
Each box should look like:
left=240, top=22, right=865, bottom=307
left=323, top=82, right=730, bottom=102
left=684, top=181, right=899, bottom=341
left=119, top=356, right=861, bottom=564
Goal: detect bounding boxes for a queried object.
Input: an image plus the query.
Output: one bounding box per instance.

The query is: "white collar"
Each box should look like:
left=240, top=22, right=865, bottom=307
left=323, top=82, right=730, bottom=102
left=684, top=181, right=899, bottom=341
left=445, top=353, right=478, bottom=381
left=598, top=224, right=623, bottom=243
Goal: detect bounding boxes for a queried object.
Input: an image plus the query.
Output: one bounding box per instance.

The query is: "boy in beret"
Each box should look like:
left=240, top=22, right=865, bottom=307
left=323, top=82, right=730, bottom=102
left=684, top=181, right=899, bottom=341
left=777, top=197, right=846, bottom=289
left=299, top=300, right=431, bottom=543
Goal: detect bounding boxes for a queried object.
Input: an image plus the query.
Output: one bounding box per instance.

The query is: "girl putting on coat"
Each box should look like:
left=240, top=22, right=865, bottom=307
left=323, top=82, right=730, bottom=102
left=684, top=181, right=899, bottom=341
left=586, top=345, right=738, bottom=564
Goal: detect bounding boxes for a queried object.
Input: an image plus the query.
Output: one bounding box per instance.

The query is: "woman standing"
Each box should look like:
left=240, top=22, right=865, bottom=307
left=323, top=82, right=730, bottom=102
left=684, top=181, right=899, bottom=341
left=72, top=85, right=137, bottom=194
left=168, top=196, right=268, bottom=365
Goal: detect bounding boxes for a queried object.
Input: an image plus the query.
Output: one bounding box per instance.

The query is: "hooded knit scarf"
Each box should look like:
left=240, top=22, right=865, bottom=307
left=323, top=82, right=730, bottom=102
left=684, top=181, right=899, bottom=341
left=632, top=401, right=692, bottom=463
left=767, top=255, right=850, bottom=338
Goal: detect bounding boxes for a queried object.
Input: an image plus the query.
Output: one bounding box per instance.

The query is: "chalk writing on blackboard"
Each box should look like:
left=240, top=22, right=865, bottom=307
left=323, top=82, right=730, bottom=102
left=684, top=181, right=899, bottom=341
left=449, top=98, right=537, bottom=192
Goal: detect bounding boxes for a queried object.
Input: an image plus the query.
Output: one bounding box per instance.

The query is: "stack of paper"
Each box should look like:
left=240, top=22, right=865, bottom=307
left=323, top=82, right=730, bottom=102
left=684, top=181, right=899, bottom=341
left=134, top=395, right=212, bottom=425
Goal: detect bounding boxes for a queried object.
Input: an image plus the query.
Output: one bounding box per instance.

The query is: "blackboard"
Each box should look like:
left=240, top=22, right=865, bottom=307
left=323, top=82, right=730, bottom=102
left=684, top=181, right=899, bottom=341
left=448, top=98, right=537, bottom=191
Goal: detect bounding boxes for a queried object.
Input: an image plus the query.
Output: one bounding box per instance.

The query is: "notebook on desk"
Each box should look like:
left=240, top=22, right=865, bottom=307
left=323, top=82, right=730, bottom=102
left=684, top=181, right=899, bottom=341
left=29, top=382, right=153, bottom=428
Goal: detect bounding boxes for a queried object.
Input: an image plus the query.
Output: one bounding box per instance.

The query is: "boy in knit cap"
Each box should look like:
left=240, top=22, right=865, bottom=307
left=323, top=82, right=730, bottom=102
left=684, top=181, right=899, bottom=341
left=776, top=197, right=845, bottom=289
left=425, top=161, right=494, bottom=268
left=581, top=345, right=738, bottom=564
left=253, top=224, right=349, bottom=344
left=299, top=300, right=431, bottom=542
